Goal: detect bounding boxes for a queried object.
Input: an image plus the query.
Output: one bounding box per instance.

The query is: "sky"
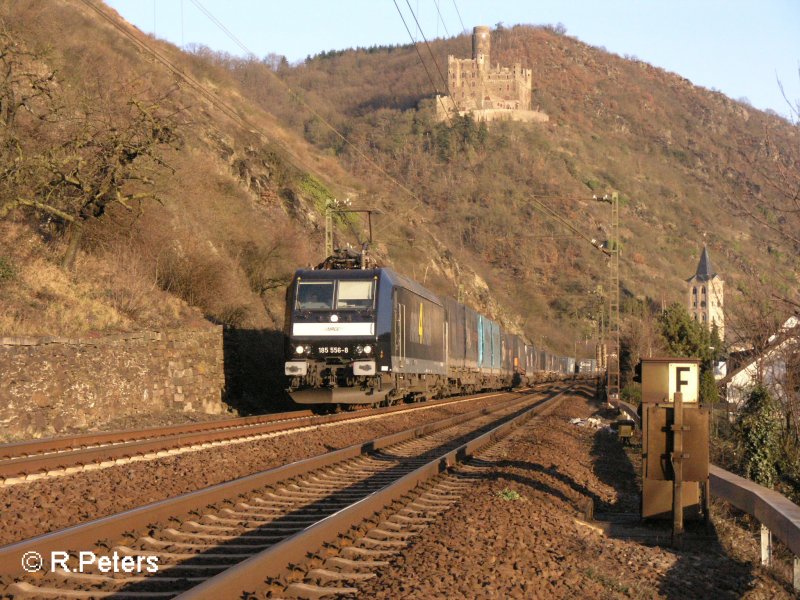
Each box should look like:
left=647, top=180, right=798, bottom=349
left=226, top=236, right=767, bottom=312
left=105, top=0, right=799, bottom=120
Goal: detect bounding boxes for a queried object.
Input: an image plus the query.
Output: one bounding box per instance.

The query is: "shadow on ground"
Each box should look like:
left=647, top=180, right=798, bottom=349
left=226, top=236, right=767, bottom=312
left=588, top=394, right=768, bottom=598
left=222, top=327, right=295, bottom=415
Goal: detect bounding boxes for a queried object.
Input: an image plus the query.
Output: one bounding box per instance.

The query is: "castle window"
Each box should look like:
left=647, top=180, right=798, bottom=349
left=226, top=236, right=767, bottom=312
left=692, top=287, right=697, bottom=295
left=702, top=314, right=706, bottom=322
left=701, top=286, right=706, bottom=295
left=700, top=301, right=706, bottom=308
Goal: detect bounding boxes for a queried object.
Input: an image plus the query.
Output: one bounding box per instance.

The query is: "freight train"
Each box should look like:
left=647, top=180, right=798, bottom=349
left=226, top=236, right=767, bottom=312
left=284, top=252, right=587, bottom=409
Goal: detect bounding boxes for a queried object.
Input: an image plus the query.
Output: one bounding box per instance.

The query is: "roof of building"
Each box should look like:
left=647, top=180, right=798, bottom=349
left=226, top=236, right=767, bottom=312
left=689, top=246, right=717, bottom=282
left=720, top=316, right=800, bottom=388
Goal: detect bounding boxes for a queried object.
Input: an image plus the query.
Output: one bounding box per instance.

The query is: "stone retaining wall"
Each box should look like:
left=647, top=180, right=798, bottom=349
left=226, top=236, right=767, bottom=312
left=0, top=328, right=225, bottom=440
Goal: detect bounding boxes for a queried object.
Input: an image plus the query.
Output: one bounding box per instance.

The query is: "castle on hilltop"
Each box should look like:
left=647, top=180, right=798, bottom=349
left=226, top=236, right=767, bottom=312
left=435, top=26, right=548, bottom=124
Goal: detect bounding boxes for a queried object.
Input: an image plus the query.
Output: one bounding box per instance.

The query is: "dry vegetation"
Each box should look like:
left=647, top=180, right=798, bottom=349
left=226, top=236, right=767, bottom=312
left=0, top=3, right=798, bottom=364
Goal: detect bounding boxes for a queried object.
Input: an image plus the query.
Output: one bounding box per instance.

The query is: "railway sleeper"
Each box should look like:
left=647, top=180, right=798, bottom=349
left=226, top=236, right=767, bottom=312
left=182, top=520, right=302, bottom=537
left=324, top=556, right=389, bottom=572
left=306, top=567, right=377, bottom=585
left=200, top=514, right=309, bottom=530
left=285, top=581, right=359, bottom=599
left=365, top=528, right=417, bottom=541
left=281, top=474, right=468, bottom=598
left=51, top=568, right=207, bottom=585
left=166, top=527, right=283, bottom=542
left=263, top=490, right=381, bottom=501
left=138, top=535, right=269, bottom=551
left=219, top=508, right=323, bottom=523
left=377, top=519, right=425, bottom=533
left=6, top=581, right=177, bottom=599
left=114, top=545, right=246, bottom=562
left=388, top=513, right=434, bottom=525
left=234, top=503, right=335, bottom=516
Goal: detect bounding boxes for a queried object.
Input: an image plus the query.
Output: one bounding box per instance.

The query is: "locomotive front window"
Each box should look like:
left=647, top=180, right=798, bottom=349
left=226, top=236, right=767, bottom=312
left=296, top=281, right=334, bottom=310
left=336, top=280, right=374, bottom=309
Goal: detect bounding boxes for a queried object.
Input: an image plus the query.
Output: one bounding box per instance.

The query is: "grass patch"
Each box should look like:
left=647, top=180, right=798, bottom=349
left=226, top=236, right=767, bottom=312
left=496, top=487, right=524, bottom=501
left=583, top=566, right=630, bottom=594
left=0, top=257, right=15, bottom=283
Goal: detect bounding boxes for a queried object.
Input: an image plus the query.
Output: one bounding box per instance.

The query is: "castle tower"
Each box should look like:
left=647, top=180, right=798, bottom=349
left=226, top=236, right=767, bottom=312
left=687, top=246, right=724, bottom=341
left=472, top=25, right=490, bottom=71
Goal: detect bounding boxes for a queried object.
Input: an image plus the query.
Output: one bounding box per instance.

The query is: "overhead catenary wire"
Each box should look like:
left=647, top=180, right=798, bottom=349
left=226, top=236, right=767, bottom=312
left=88, top=0, right=456, bottom=257
left=79, top=0, right=315, bottom=171
left=432, top=0, right=451, bottom=38
left=188, top=0, right=253, bottom=58
left=404, top=0, right=450, bottom=93
left=188, top=0, right=448, bottom=224
left=84, top=0, right=433, bottom=230
left=188, top=0, right=466, bottom=249
left=391, top=0, right=453, bottom=126
left=451, top=0, right=467, bottom=33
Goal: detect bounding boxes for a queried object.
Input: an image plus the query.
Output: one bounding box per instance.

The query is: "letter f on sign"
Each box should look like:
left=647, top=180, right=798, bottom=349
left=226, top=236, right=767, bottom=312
left=676, top=367, right=690, bottom=394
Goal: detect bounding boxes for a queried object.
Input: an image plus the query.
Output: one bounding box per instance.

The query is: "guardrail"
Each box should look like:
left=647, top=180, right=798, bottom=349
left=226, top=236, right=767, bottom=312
left=611, top=398, right=800, bottom=591
left=710, top=465, right=800, bottom=590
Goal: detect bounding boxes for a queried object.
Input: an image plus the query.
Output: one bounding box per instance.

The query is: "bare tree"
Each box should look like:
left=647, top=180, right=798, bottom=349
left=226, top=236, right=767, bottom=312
left=727, top=70, right=800, bottom=313
left=0, top=25, right=182, bottom=268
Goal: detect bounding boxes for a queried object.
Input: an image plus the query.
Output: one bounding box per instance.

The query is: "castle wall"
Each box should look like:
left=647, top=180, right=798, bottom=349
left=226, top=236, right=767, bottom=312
left=438, top=25, right=542, bottom=123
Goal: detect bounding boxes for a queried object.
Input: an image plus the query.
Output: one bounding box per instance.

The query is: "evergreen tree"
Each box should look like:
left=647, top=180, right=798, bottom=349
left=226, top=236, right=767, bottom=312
left=658, top=303, right=723, bottom=404
left=737, top=385, right=782, bottom=486
left=659, top=303, right=712, bottom=363
left=699, top=369, right=719, bottom=406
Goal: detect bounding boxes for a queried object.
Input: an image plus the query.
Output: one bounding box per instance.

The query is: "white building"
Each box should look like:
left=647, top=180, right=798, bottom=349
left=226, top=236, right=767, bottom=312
left=724, top=316, right=800, bottom=410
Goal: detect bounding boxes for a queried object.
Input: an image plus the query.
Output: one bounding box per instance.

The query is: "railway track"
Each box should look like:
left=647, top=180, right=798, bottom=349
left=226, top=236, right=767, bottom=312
left=0, top=389, right=528, bottom=486
left=0, top=384, right=572, bottom=598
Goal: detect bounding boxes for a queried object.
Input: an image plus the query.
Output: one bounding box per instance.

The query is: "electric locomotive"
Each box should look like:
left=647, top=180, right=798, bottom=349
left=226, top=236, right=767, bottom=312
left=284, top=250, right=583, bottom=408
left=284, top=252, right=446, bottom=406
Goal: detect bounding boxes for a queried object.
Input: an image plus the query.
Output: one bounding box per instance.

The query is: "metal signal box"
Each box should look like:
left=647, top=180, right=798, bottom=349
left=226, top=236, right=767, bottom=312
left=640, top=358, right=709, bottom=532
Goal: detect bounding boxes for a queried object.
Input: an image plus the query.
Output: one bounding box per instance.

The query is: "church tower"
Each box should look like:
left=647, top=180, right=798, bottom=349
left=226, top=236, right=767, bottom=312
left=687, top=246, right=724, bottom=341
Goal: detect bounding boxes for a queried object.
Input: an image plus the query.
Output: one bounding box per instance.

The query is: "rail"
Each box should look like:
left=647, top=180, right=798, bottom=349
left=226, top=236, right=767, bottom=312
left=0, top=390, right=563, bottom=598
left=178, top=386, right=571, bottom=598
left=0, top=389, right=526, bottom=484
left=611, top=397, right=800, bottom=591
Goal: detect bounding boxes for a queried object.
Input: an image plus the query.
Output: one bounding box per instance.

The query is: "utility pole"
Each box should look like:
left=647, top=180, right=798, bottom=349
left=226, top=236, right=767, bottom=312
left=595, top=192, right=620, bottom=401
left=609, top=192, right=620, bottom=400
left=324, top=198, right=339, bottom=259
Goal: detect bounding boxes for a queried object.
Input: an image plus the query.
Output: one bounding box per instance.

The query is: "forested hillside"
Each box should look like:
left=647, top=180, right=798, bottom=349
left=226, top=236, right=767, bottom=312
left=1, top=1, right=798, bottom=360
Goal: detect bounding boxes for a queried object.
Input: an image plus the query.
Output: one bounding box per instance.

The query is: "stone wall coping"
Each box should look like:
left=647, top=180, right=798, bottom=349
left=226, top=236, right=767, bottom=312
left=0, top=326, right=222, bottom=348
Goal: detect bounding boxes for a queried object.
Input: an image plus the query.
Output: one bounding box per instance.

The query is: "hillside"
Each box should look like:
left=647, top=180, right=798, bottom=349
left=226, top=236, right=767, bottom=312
left=1, top=1, right=798, bottom=369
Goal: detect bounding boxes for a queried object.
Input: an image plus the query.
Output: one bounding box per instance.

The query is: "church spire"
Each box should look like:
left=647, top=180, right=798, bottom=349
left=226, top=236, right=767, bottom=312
left=694, top=246, right=717, bottom=282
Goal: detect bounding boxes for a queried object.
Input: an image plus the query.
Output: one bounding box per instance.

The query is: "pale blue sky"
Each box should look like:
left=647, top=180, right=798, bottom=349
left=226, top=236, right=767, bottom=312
left=106, top=0, right=799, bottom=119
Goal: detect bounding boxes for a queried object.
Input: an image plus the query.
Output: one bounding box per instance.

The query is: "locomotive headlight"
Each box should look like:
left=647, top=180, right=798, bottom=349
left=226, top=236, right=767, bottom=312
left=295, top=345, right=305, bottom=354
left=363, top=345, right=372, bottom=355
left=356, top=345, right=363, bottom=354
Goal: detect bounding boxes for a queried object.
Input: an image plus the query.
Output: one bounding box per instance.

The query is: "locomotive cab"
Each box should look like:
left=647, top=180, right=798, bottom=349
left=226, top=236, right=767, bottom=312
left=285, top=268, right=387, bottom=405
